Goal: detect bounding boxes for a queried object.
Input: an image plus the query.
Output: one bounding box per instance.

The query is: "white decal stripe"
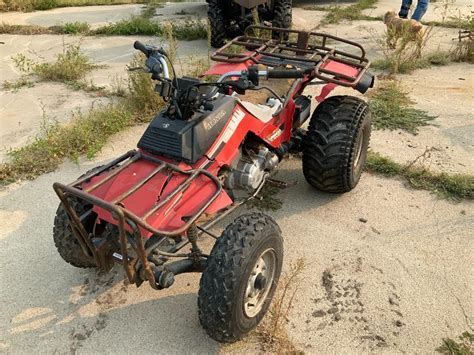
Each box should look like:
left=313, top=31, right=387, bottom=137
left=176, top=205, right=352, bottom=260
left=204, top=108, right=245, bottom=160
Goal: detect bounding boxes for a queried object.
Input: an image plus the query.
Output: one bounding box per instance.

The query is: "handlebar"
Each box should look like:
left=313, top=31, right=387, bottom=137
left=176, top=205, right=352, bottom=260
left=134, top=40, right=168, bottom=57
left=266, top=68, right=309, bottom=79
left=134, top=40, right=150, bottom=56
left=133, top=40, right=170, bottom=80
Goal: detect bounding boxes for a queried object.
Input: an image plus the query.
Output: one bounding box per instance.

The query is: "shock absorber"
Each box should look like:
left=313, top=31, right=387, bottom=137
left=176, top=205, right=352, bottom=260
left=187, top=224, right=202, bottom=257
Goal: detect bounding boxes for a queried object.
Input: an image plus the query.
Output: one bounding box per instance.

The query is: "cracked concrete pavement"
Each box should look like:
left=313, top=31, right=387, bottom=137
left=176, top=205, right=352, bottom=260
left=1, top=1, right=473, bottom=353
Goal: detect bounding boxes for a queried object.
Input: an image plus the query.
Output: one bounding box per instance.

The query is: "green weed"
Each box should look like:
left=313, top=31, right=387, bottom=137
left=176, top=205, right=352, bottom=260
left=94, top=17, right=207, bottom=40
left=0, top=45, right=167, bottom=185
left=248, top=184, right=284, bottom=212
left=12, top=43, right=100, bottom=83
left=0, top=0, right=144, bottom=11
left=55, top=21, right=90, bottom=34
left=0, top=22, right=54, bottom=34
left=94, top=16, right=161, bottom=36
left=369, top=81, right=436, bottom=134
left=2, top=76, right=35, bottom=91
left=322, top=0, right=378, bottom=24
left=0, top=105, right=134, bottom=184
left=366, top=152, right=474, bottom=200
left=371, top=50, right=451, bottom=73
left=436, top=331, right=474, bottom=355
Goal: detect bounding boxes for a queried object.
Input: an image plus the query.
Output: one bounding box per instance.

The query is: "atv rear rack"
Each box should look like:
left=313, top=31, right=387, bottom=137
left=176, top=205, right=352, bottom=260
left=211, top=25, right=371, bottom=87
left=53, top=150, right=222, bottom=287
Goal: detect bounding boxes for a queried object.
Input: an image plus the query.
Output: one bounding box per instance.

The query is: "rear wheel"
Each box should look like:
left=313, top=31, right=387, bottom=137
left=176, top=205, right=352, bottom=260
left=272, top=0, right=292, bottom=29
left=302, top=95, right=371, bottom=192
left=53, top=199, right=97, bottom=268
left=208, top=0, right=226, bottom=48
left=198, top=212, right=283, bottom=343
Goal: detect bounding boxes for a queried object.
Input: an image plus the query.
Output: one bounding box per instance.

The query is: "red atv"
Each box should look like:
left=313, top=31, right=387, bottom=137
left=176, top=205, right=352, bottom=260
left=53, top=26, right=373, bottom=343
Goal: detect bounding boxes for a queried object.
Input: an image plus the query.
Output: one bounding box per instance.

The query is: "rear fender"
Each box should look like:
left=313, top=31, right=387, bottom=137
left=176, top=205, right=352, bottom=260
left=315, top=60, right=372, bottom=102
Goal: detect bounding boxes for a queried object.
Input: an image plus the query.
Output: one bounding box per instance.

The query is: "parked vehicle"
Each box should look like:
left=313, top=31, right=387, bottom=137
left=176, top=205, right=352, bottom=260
left=207, top=0, right=292, bottom=47
left=53, top=26, right=374, bottom=342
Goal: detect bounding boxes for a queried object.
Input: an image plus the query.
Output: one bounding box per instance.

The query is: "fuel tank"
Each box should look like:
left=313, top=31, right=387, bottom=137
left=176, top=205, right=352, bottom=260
left=138, top=96, right=236, bottom=164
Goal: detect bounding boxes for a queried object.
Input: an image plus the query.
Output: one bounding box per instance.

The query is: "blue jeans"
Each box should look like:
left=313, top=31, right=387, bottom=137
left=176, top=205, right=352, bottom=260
left=399, top=0, right=428, bottom=21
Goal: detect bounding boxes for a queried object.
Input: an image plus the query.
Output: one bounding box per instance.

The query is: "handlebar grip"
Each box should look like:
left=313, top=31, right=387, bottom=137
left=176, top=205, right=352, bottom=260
left=267, top=69, right=307, bottom=79
left=134, top=41, right=150, bottom=56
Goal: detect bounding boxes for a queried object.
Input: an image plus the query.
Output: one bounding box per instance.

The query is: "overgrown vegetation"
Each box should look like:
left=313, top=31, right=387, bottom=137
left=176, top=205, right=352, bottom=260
left=55, top=21, right=90, bottom=34
left=93, top=18, right=207, bottom=40
left=371, top=9, right=473, bottom=73
left=424, top=18, right=474, bottom=31
left=371, top=23, right=436, bottom=74
left=2, top=76, right=34, bottom=91
left=0, top=22, right=56, bottom=34
left=1, top=18, right=207, bottom=39
left=0, top=43, right=166, bottom=185
left=368, top=81, right=437, bottom=134
left=4, top=43, right=103, bottom=92
left=365, top=152, right=474, bottom=200
left=13, top=44, right=99, bottom=82
left=0, top=0, right=144, bottom=12
left=255, top=258, right=305, bottom=353
left=321, top=0, right=378, bottom=24
left=451, top=30, right=474, bottom=63
left=436, top=331, right=474, bottom=355
left=0, top=105, right=135, bottom=184
left=371, top=50, right=452, bottom=73
left=0, top=21, right=88, bottom=35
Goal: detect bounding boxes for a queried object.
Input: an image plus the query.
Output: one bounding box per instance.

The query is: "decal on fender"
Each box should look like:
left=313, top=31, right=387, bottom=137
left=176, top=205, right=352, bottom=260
left=267, top=127, right=283, bottom=142
left=205, top=108, right=245, bottom=158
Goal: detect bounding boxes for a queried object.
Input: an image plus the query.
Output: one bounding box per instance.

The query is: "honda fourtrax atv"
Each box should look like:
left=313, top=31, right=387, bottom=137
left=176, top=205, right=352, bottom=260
left=53, top=26, right=374, bottom=343
left=208, top=0, right=292, bottom=47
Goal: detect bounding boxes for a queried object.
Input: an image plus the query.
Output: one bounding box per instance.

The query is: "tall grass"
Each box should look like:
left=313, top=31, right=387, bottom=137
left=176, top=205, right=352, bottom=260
left=322, top=0, right=378, bottom=24
left=0, top=43, right=164, bottom=185
left=0, top=0, right=144, bottom=12
left=93, top=18, right=207, bottom=40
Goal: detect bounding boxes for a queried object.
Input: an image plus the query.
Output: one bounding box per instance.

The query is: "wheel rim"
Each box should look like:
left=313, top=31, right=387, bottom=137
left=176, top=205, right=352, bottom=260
left=353, top=128, right=365, bottom=172
left=244, top=248, right=276, bottom=318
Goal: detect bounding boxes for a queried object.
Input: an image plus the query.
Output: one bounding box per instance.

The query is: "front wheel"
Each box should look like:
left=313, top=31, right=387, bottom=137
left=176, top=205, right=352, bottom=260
left=198, top=212, right=283, bottom=343
left=302, top=95, right=371, bottom=193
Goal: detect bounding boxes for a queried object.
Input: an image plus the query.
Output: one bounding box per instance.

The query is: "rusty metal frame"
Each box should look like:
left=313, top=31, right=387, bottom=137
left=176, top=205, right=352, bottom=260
left=53, top=149, right=222, bottom=289
left=211, top=25, right=371, bottom=88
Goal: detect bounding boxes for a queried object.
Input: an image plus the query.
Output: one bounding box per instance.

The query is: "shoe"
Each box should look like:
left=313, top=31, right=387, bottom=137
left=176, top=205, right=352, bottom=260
left=398, top=6, right=409, bottom=18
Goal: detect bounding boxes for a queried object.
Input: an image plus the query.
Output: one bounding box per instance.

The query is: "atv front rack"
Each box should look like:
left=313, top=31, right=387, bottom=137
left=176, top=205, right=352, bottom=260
left=211, top=25, right=371, bottom=87
left=53, top=150, right=222, bottom=288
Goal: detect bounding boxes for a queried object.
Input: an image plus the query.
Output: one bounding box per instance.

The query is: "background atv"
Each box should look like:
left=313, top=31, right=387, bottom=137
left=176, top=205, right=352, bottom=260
left=52, top=26, right=373, bottom=343
left=208, top=0, right=292, bottom=47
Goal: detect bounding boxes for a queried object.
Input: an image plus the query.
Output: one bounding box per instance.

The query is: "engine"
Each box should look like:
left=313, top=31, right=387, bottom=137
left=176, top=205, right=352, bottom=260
left=225, top=147, right=279, bottom=192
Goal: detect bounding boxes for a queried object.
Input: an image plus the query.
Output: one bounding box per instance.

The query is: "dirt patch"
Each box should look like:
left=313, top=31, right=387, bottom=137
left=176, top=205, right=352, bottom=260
left=306, top=254, right=405, bottom=350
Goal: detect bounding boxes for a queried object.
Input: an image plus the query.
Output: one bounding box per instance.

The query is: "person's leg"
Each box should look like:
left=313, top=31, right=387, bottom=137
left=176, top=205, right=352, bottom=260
left=411, top=0, right=428, bottom=21
left=399, top=0, right=413, bottom=19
